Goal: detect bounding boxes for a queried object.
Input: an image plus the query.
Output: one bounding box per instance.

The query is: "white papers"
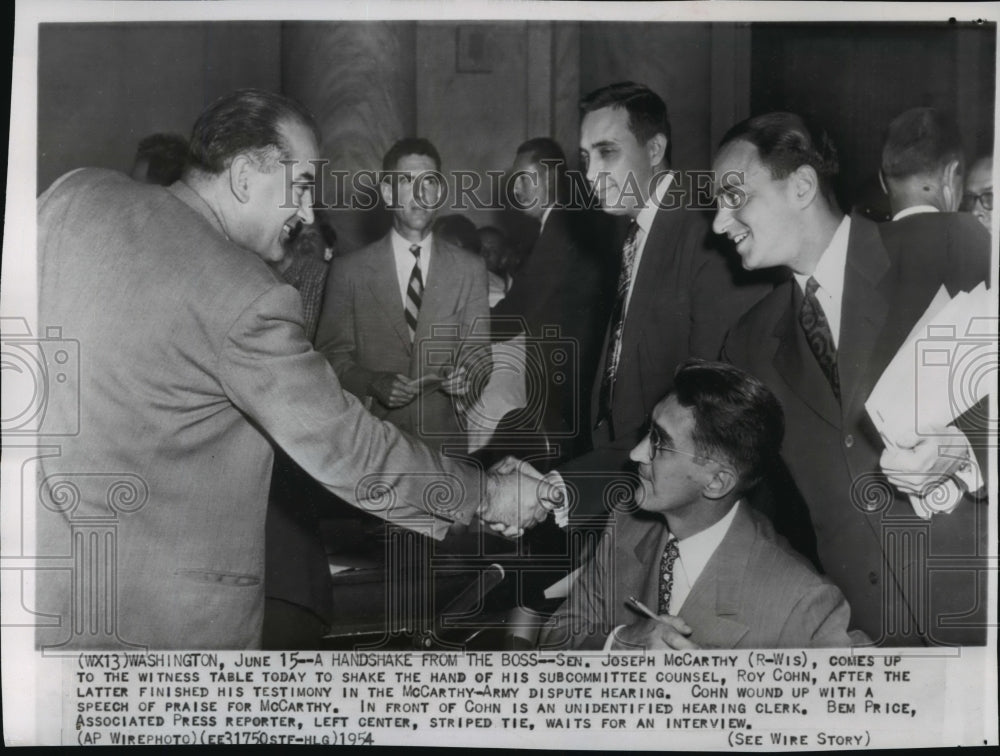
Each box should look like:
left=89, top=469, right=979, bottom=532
left=465, top=335, right=529, bottom=453
left=866, top=283, right=995, bottom=517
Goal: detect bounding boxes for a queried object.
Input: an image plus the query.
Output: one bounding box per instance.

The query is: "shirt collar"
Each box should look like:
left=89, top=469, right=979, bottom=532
left=391, top=228, right=432, bottom=257
left=635, top=171, right=675, bottom=236
left=674, top=500, right=741, bottom=586
left=892, top=204, right=939, bottom=221
left=794, top=214, right=850, bottom=295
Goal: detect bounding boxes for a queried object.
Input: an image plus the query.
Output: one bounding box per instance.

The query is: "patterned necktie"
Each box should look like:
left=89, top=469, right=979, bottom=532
left=658, top=535, right=680, bottom=615
left=597, top=220, right=640, bottom=425
left=404, top=244, right=423, bottom=343
left=799, top=276, right=840, bottom=402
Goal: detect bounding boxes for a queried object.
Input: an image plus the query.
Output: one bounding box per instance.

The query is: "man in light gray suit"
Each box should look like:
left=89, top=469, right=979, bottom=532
left=541, top=361, right=866, bottom=650
left=316, top=138, right=489, bottom=455
left=35, top=90, right=550, bottom=651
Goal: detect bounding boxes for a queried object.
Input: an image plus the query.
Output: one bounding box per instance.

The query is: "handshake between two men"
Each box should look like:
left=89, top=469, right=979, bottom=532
left=477, top=456, right=568, bottom=538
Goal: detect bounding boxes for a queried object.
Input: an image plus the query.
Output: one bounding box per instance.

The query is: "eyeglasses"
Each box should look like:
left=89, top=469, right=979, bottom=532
left=646, top=422, right=710, bottom=463
left=962, top=189, right=993, bottom=212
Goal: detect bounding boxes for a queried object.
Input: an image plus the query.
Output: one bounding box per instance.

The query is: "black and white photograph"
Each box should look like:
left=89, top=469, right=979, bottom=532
left=2, top=0, right=997, bottom=748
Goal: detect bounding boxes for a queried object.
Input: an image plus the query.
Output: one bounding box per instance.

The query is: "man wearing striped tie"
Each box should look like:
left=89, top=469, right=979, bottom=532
left=317, top=138, right=489, bottom=460
left=541, top=361, right=862, bottom=650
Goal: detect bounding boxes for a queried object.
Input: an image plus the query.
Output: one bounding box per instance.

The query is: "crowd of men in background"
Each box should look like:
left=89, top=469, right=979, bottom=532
left=37, top=80, right=992, bottom=651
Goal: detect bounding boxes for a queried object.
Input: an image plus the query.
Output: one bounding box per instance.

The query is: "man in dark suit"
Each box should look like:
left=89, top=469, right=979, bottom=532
left=559, top=82, right=769, bottom=518
left=541, top=361, right=862, bottom=650
left=489, top=137, right=614, bottom=464
left=35, top=90, right=550, bottom=650
left=316, top=138, right=489, bottom=456
left=715, top=112, right=990, bottom=646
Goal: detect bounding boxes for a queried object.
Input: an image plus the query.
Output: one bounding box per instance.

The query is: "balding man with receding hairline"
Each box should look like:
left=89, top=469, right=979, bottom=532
left=35, top=90, right=552, bottom=650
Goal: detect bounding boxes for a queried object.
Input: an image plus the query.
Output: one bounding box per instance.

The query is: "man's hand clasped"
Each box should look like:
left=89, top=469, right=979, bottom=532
left=481, top=456, right=568, bottom=538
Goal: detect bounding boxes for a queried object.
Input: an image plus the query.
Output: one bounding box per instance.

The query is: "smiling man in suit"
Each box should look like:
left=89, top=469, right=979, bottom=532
left=541, top=361, right=861, bottom=650
left=561, top=83, right=770, bottom=518
left=316, top=138, right=489, bottom=456
left=715, top=112, right=989, bottom=646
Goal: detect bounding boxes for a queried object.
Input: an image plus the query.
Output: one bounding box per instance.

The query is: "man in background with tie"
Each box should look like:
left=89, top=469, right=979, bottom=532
left=317, top=138, right=489, bottom=457
left=541, top=361, right=861, bottom=650
left=716, top=112, right=989, bottom=646
left=559, top=82, right=769, bottom=518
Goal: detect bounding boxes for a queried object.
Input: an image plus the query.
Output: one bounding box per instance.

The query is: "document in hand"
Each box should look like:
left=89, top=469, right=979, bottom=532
left=465, top=334, right=528, bottom=453
left=865, top=282, right=996, bottom=517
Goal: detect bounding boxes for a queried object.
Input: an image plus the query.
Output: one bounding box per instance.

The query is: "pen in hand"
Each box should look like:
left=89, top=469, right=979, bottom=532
left=627, top=595, right=665, bottom=622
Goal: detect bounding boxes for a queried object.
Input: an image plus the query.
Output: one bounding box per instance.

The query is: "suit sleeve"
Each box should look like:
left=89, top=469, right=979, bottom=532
left=314, top=259, right=377, bottom=399
left=539, top=519, right=617, bottom=650
left=777, top=582, right=868, bottom=648
left=456, top=256, right=493, bottom=398
left=218, top=284, right=481, bottom=533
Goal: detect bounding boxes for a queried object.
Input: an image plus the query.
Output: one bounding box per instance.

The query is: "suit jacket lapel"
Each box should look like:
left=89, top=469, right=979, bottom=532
left=681, top=505, right=753, bottom=649
left=772, top=282, right=842, bottom=429
left=619, top=206, right=676, bottom=363
left=415, top=239, right=458, bottom=344
left=838, top=214, right=890, bottom=418
left=366, top=236, right=411, bottom=349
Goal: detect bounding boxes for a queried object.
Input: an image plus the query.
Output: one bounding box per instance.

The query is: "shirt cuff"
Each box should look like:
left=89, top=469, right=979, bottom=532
left=604, top=625, right=626, bottom=651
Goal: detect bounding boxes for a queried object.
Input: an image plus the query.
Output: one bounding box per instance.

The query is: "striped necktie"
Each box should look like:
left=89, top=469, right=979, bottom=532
left=404, top=243, right=423, bottom=343
left=596, top=220, right=640, bottom=426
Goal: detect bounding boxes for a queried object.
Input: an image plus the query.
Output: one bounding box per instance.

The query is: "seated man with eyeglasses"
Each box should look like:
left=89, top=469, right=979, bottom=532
left=539, top=360, right=867, bottom=650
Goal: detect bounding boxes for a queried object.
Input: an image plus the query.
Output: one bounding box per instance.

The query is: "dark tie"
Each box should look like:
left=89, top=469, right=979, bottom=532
left=657, top=535, right=680, bottom=615
left=404, top=244, right=423, bottom=343
left=799, top=276, right=840, bottom=401
left=597, top=220, right=640, bottom=426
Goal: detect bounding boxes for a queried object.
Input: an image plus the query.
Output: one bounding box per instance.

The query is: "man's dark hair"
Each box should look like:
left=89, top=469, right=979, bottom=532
left=382, top=137, right=442, bottom=174
left=515, top=137, right=568, bottom=202
left=187, top=89, right=319, bottom=175
left=671, top=360, right=785, bottom=494
left=135, top=133, right=189, bottom=185
left=719, top=112, right=840, bottom=203
left=881, top=107, right=964, bottom=180
left=433, top=214, right=480, bottom=253
left=580, top=81, right=671, bottom=163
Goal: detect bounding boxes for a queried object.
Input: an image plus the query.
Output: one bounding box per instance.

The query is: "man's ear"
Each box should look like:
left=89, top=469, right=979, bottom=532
left=789, top=163, right=820, bottom=209
left=379, top=177, right=395, bottom=208
left=229, top=154, right=254, bottom=204
left=646, top=133, right=668, bottom=168
left=877, top=169, right=887, bottom=195
left=703, top=465, right=738, bottom=500
left=941, top=158, right=962, bottom=212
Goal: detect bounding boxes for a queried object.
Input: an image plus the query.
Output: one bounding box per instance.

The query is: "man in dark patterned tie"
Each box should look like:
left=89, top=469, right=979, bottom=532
left=716, top=112, right=989, bottom=646
left=317, top=138, right=489, bottom=456
left=557, top=82, right=770, bottom=522
left=541, top=361, right=863, bottom=650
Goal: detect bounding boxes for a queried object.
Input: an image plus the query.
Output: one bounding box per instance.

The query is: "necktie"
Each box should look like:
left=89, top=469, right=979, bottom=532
left=799, top=276, right=840, bottom=401
left=404, top=244, right=423, bottom=343
left=657, top=535, right=680, bottom=615
left=597, top=220, right=640, bottom=426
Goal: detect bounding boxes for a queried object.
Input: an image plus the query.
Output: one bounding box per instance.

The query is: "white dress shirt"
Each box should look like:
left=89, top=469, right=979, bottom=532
left=391, top=229, right=433, bottom=307
left=605, top=501, right=742, bottom=649
left=892, top=204, right=939, bottom=221
left=793, top=215, right=850, bottom=347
